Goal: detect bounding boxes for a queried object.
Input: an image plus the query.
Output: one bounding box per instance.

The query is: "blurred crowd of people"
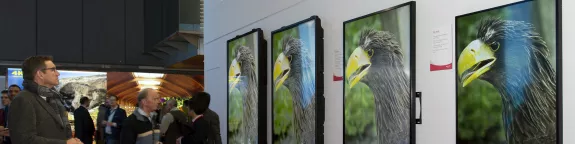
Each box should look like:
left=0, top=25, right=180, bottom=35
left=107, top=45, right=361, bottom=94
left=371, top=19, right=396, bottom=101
left=0, top=56, right=221, bottom=144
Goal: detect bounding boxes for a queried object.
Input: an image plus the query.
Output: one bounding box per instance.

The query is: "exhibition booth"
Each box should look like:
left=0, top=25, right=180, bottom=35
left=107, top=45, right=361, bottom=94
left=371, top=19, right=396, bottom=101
left=5, top=68, right=203, bottom=133
left=204, top=0, right=573, bottom=143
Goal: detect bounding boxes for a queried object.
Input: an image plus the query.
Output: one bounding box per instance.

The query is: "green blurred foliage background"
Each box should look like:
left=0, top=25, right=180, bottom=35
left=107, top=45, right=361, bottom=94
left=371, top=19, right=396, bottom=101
left=343, top=5, right=411, bottom=143
left=272, top=28, right=299, bottom=140
left=228, top=88, right=243, bottom=132
left=456, top=1, right=556, bottom=143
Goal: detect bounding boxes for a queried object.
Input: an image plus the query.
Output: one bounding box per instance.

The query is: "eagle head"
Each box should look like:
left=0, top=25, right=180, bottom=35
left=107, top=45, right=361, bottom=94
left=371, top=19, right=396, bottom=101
left=273, top=36, right=302, bottom=91
left=229, top=45, right=254, bottom=92
left=346, top=29, right=402, bottom=88
left=457, top=17, right=546, bottom=87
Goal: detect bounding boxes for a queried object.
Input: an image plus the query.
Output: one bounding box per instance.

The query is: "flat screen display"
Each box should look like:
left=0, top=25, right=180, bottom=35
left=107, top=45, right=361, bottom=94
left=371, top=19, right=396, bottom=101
left=227, top=29, right=267, bottom=144
left=6, top=68, right=107, bottom=110
left=343, top=2, right=415, bottom=144
left=455, top=0, right=562, bottom=143
left=271, top=16, right=323, bottom=144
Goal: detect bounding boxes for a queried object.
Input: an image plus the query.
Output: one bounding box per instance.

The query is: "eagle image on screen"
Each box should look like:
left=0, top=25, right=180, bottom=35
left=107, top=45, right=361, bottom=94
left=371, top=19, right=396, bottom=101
left=227, top=31, right=260, bottom=144
left=343, top=2, right=413, bottom=144
left=456, top=0, right=560, bottom=143
left=272, top=20, right=316, bottom=144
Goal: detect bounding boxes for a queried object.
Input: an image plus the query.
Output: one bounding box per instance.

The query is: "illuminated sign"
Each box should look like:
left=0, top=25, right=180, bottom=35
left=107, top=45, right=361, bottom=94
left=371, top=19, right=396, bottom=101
left=6, top=68, right=24, bottom=89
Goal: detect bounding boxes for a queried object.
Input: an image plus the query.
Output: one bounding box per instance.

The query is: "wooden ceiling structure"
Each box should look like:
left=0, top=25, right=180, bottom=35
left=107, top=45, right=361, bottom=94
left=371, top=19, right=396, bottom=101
left=107, top=72, right=204, bottom=104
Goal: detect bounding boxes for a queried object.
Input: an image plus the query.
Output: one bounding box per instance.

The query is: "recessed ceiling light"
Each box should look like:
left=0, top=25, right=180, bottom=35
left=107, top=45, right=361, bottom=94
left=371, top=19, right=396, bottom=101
left=140, top=86, right=159, bottom=90
left=133, top=72, right=165, bottom=78
left=137, top=80, right=161, bottom=86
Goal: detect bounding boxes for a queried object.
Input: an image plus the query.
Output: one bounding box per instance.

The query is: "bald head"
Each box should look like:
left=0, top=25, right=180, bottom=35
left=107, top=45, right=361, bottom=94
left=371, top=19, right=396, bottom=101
left=137, top=88, right=161, bottom=112
left=167, top=99, right=177, bottom=107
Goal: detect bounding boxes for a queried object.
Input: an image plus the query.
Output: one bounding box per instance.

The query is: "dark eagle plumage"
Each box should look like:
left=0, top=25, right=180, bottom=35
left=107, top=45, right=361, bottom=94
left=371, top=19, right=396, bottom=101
left=472, top=17, right=556, bottom=143
left=357, top=29, right=410, bottom=144
left=279, top=36, right=316, bottom=144
left=233, top=45, right=259, bottom=143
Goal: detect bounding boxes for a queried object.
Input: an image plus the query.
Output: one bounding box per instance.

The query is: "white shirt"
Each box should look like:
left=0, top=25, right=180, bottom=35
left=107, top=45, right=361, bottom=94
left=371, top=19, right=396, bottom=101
left=137, top=108, right=153, bottom=123
left=192, top=114, right=203, bottom=123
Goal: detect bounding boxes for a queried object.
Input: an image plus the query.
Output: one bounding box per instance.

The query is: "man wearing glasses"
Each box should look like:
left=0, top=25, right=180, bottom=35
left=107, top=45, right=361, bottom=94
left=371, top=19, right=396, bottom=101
left=8, top=56, right=82, bottom=144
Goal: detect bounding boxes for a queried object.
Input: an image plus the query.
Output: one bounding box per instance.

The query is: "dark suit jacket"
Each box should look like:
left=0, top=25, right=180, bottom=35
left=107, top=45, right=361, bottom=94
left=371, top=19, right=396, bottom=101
left=0, top=109, right=5, bottom=127
left=104, top=107, right=126, bottom=140
left=8, top=90, right=69, bottom=144
left=181, top=117, right=215, bottom=144
left=73, top=106, right=95, bottom=143
left=203, top=109, right=222, bottom=144
left=95, top=104, right=108, bottom=140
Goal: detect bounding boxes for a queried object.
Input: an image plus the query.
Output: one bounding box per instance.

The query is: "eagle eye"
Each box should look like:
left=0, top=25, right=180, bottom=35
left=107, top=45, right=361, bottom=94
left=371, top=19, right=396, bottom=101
left=367, top=49, right=374, bottom=57
left=287, top=55, right=292, bottom=62
left=490, top=42, right=500, bottom=52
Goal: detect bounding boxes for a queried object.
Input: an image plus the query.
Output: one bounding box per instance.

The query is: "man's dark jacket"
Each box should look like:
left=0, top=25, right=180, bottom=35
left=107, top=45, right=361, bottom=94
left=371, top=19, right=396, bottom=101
left=74, top=106, right=95, bottom=144
left=105, top=107, right=127, bottom=140
left=181, top=116, right=215, bottom=144
left=95, top=104, right=108, bottom=141
left=164, top=110, right=190, bottom=144
left=8, top=80, right=71, bottom=144
left=204, top=108, right=222, bottom=144
left=120, top=109, right=161, bottom=144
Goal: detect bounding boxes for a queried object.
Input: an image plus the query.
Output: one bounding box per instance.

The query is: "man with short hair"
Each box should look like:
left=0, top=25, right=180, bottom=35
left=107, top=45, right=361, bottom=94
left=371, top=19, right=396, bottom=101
left=177, top=92, right=216, bottom=144
left=8, top=56, right=82, bottom=144
left=103, top=95, right=126, bottom=144
left=120, top=88, right=162, bottom=144
left=160, top=99, right=189, bottom=144
left=74, top=97, right=95, bottom=144
left=7, top=85, right=20, bottom=100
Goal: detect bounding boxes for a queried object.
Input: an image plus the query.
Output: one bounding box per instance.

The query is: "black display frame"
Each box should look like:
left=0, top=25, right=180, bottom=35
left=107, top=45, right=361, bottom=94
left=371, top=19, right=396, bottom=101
left=454, top=0, right=562, bottom=143
left=341, top=1, right=416, bottom=143
left=270, top=15, right=325, bottom=143
left=226, top=28, right=268, bottom=144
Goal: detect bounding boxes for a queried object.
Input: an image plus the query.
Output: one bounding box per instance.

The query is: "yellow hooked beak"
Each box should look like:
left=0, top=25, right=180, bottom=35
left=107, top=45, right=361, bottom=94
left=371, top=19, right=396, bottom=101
left=228, top=59, right=241, bottom=93
left=273, top=53, right=290, bottom=91
left=346, top=47, right=371, bottom=88
left=458, top=40, right=497, bottom=87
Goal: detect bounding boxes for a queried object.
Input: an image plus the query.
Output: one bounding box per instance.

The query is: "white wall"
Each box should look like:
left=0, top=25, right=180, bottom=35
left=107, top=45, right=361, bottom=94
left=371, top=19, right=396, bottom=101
left=204, top=0, right=575, bottom=143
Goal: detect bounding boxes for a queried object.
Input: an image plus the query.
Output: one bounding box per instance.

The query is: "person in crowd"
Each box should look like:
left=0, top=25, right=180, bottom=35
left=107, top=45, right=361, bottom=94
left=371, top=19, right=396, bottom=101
left=182, top=100, right=192, bottom=120
left=120, top=88, right=161, bottom=144
left=0, top=90, right=8, bottom=127
left=0, top=90, right=8, bottom=143
left=8, top=56, right=81, bottom=144
left=103, top=95, right=126, bottom=144
left=96, top=97, right=110, bottom=144
left=177, top=92, right=216, bottom=144
left=160, top=99, right=190, bottom=144
left=153, top=102, right=162, bottom=125
left=2, top=85, right=20, bottom=144
left=74, top=97, right=95, bottom=144
left=201, top=94, right=222, bottom=144
left=6, top=85, right=20, bottom=100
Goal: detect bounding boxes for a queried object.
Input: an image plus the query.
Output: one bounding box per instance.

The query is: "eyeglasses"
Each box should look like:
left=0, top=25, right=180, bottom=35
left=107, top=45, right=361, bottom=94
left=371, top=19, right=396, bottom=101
left=1, top=97, right=9, bottom=99
left=8, top=90, right=19, bottom=93
left=42, top=67, right=57, bottom=72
